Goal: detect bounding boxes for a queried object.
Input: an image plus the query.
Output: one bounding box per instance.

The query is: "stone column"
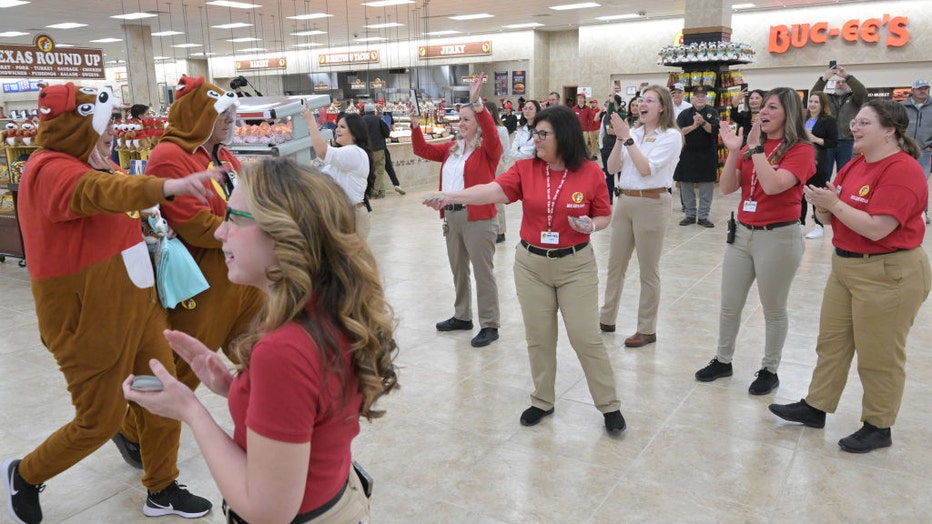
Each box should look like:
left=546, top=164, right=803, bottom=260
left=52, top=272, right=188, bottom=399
left=682, top=0, right=732, bottom=43
left=122, top=24, right=159, bottom=108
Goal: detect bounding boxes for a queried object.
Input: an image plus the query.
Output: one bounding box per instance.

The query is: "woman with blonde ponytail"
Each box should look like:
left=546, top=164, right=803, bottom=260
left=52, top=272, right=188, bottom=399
left=125, top=157, right=398, bottom=524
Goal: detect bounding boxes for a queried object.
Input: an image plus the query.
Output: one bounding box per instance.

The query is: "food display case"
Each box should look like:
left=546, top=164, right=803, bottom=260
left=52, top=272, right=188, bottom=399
left=228, top=95, right=332, bottom=164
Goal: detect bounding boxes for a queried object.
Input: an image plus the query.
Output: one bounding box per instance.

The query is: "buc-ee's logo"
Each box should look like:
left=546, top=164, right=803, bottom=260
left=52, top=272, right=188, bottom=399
left=572, top=192, right=584, bottom=203
left=858, top=185, right=870, bottom=197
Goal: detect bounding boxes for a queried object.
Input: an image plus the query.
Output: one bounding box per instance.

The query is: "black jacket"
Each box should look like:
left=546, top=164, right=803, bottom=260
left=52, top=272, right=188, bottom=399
left=364, top=114, right=390, bottom=151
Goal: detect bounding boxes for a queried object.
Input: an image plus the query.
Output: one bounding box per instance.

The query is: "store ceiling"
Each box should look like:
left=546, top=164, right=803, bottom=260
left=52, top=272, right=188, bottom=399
left=2, top=0, right=864, bottom=65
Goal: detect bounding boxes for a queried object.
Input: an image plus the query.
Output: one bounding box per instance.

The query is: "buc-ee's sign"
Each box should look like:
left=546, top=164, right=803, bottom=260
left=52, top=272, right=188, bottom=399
left=769, top=13, right=908, bottom=54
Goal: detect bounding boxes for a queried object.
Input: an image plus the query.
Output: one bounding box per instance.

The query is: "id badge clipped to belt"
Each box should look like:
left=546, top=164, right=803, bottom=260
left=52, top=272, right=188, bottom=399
left=726, top=211, right=736, bottom=244
left=441, top=219, right=449, bottom=238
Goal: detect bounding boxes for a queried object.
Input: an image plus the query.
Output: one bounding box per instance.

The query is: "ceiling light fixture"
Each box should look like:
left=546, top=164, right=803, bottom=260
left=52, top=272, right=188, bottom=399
left=172, top=43, right=202, bottom=47
left=90, top=38, right=123, bottom=43
left=732, top=3, right=755, bottom=9
left=502, top=23, right=543, bottom=29
left=365, top=22, right=403, bottom=29
left=549, top=2, right=601, bottom=11
left=287, top=12, right=331, bottom=20
left=238, top=47, right=266, bottom=52
left=206, top=1, right=260, bottom=8
left=424, top=30, right=460, bottom=36
left=293, top=42, right=323, bottom=47
left=0, top=31, right=29, bottom=37
left=45, top=22, right=88, bottom=29
left=291, top=30, right=327, bottom=36
left=111, top=12, right=158, bottom=20
left=355, top=37, right=386, bottom=42
left=212, top=22, right=253, bottom=29
left=227, top=37, right=261, bottom=42
left=596, top=13, right=639, bottom=20
left=448, top=13, right=493, bottom=21
left=362, top=0, right=413, bottom=6
left=151, top=30, right=184, bottom=36
left=0, top=0, right=30, bottom=7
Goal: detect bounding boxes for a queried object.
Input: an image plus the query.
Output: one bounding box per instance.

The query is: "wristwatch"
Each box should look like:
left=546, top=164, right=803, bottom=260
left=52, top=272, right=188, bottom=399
left=749, top=144, right=765, bottom=155
left=623, top=138, right=635, bottom=147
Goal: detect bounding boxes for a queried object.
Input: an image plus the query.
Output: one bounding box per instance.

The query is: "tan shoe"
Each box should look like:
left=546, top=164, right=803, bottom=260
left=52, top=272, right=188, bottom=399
left=624, top=332, right=656, bottom=347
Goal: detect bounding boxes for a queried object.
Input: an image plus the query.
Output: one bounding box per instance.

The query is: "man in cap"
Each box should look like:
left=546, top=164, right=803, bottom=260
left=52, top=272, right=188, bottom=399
left=671, top=83, right=690, bottom=118
left=501, top=101, right=518, bottom=135
left=901, top=78, right=932, bottom=222
left=363, top=102, right=391, bottom=198
left=674, top=85, right=720, bottom=228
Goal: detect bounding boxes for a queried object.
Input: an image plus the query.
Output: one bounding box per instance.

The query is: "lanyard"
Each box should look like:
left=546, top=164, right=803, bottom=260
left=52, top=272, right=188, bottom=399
left=748, top=144, right=779, bottom=202
left=545, top=164, right=569, bottom=231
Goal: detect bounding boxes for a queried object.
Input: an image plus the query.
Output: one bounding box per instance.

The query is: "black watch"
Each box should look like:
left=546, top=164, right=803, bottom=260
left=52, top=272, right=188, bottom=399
left=750, top=145, right=765, bottom=155
left=623, top=138, right=635, bottom=147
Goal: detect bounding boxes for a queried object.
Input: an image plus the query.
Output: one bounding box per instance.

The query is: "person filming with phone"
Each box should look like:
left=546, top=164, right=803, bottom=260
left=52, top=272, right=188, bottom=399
left=812, top=63, right=868, bottom=173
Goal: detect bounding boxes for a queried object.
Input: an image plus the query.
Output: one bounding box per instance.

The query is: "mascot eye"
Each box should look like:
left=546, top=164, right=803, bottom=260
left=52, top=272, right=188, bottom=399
left=76, top=103, right=95, bottom=117
left=225, top=91, right=236, bottom=98
left=206, top=90, right=222, bottom=99
left=79, top=87, right=97, bottom=95
left=98, top=91, right=110, bottom=104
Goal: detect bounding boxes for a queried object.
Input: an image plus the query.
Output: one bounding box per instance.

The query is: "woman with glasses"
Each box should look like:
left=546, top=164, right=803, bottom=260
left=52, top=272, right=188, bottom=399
left=422, top=104, right=626, bottom=435
left=770, top=100, right=930, bottom=453
left=801, top=91, right=838, bottom=239
left=695, top=88, right=814, bottom=395
left=509, top=99, right=541, bottom=162
left=301, top=109, right=374, bottom=240
left=599, top=85, right=683, bottom=348
left=125, top=157, right=399, bottom=522
left=410, top=73, right=502, bottom=349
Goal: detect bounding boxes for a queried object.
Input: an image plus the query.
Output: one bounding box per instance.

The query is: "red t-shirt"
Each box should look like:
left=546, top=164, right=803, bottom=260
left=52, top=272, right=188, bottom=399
left=227, top=313, right=361, bottom=514
left=736, top=139, right=815, bottom=226
left=831, top=151, right=927, bottom=253
left=496, top=158, right=611, bottom=248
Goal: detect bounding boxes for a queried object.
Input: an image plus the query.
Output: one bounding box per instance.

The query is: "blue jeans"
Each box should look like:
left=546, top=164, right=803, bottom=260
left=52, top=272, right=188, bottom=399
left=827, top=139, right=853, bottom=175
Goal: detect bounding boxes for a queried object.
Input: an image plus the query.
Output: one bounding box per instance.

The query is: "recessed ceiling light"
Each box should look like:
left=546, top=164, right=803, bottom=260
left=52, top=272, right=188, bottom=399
left=90, top=38, right=123, bottom=43
left=0, top=0, right=30, bottom=7
left=291, top=30, right=327, bottom=36
left=732, top=3, right=755, bottom=8
left=111, top=12, right=157, bottom=20
left=355, top=37, right=386, bottom=42
left=46, top=22, right=88, bottom=29
left=424, top=30, right=460, bottom=36
left=206, top=1, right=260, bottom=8
left=287, top=13, right=331, bottom=20
left=152, top=30, right=184, bottom=36
left=228, top=37, right=261, bottom=42
left=212, top=23, right=253, bottom=29
left=362, top=0, right=413, bottom=6
left=596, top=13, right=639, bottom=20
left=153, top=56, right=172, bottom=60
left=448, top=13, right=493, bottom=21
left=502, top=23, right=543, bottom=29
left=293, top=42, right=323, bottom=47
left=365, top=23, right=403, bottom=29
left=55, top=43, right=75, bottom=47
left=238, top=47, right=266, bottom=52
left=0, top=31, right=29, bottom=37
left=190, top=52, right=217, bottom=56
left=172, top=43, right=202, bottom=48
left=549, top=2, right=600, bottom=10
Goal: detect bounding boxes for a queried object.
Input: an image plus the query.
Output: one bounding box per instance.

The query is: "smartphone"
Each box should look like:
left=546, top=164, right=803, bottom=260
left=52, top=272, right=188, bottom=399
left=740, top=83, right=748, bottom=92
left=409, top=89, right=421, bottom=117
left=829, top=60, right=837, bottom=69
left=131, top=375, right=164, bottom=392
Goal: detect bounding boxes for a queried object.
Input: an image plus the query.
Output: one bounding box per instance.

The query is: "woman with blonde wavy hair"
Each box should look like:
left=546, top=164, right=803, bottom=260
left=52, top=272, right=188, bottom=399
left=124, top=157, right=398, bottom=524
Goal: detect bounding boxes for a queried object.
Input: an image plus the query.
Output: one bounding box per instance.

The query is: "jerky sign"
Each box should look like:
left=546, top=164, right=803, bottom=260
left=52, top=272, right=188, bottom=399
left=0, top=35, right=104, bottom=79
left=418, top=41, right=491, bottom=59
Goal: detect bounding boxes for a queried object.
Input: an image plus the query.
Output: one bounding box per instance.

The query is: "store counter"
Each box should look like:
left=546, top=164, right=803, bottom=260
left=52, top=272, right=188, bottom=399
left=387, top=135, right=454, bottom=189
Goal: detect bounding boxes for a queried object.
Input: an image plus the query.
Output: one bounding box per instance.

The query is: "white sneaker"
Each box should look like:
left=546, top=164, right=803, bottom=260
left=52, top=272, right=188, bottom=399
left=805, top=225, right=824, bottom=239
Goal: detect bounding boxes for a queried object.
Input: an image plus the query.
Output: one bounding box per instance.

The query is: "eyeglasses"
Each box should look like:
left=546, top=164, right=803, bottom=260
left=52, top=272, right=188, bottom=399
left=224, top=206, right=254, bottom=222
left=849, top=118, right=873, bottom=130
left=530, top=129, right=553, bottom=140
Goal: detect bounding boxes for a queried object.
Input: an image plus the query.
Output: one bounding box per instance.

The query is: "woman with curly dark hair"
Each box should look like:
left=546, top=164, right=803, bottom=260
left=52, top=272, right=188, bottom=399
left=124, top=157, right=399, bottom=524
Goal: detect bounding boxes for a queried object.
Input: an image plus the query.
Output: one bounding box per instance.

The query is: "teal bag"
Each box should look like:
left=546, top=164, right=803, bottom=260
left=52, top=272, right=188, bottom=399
left=156, top=237, right=210, bottom=309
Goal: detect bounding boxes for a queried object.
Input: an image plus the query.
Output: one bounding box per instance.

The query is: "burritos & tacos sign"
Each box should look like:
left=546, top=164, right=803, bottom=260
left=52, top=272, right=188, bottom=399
left=768, top=13, right=909, bottom=54
left=0, top=35, right=104, bottom=79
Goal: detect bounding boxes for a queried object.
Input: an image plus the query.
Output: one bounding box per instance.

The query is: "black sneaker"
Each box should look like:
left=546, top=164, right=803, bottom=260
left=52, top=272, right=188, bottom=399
left=679, top=217, right=696, bottom=226
left=697, top=219, right=715, bottom=228
left=768, top=399, right=826, bottom=428
left=748, top=369, right=779, bottom=395
left=695, top=358, right=733, bottom=382
left=144, top=481, right=212, bottom=519
left=604, top=410, right=626, bottom=435
left=470, top=327, right=499, bottom=347
left=436, top=317, right=473, bottom=332
left=112, top=432, right=143, bottom=469
left=520, top=406, right=554, bottom=427
left=838, top=422, right=892, bottom=453
left=3, top=458, right=44, bottom=524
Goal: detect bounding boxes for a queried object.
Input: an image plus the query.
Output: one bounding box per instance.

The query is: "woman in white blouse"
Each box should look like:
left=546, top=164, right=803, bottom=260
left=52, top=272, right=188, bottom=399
left=509, top=100, right=541, bottom=162
left=303, top=110, right=374, bottom=239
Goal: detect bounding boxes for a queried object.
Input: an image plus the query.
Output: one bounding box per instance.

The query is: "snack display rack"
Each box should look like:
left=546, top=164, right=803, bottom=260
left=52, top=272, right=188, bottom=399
left=0, top=143, right=38, bottom=267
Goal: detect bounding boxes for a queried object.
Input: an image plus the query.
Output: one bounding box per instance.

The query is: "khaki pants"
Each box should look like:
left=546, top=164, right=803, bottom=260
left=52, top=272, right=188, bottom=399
left=514, top=244, right=620, bottom=412
left=600, top=192, right=671, bottom=334
left=716, top=223, right=804, bottom=371
left=355, top=204, right=371, bottom=241
left=371, top=149, right=387, bottom=194
left=806, top=249, right=931, bottom=428
left=444, top=209, right=500, bottom=328
left=586, top=129, right=600, bottom=159
left=495, top=203, right=506, bottom=235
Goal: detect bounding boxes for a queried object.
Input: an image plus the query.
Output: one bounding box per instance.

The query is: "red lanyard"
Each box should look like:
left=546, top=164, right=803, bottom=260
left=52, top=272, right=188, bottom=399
left=545, top=164, right=568, bottom=231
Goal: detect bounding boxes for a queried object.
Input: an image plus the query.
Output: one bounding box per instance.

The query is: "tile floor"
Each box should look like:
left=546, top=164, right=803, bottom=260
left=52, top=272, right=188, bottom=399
left=2, top=185, right=932, bottom=523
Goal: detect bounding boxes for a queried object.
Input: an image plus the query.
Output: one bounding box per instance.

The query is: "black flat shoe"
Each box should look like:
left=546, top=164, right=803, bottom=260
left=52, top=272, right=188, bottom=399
left=604, top=410, right=626, bottom=434
left=520, top=406, right=554, bottom=426
left=470, top=327, right=499, bottom=347
left=436, top=317, right=473, bottom=331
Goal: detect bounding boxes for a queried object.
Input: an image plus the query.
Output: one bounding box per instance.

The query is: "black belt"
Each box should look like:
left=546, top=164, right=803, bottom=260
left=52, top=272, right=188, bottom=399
left=739, top=220, right=798, bottom=231
left=835, top=247, right=906, bottom=259
left=444, top=204, right=466, bottom=211
left=223, top=476, right=348, bottom=524
left=520, top=239, right=588, bottom=258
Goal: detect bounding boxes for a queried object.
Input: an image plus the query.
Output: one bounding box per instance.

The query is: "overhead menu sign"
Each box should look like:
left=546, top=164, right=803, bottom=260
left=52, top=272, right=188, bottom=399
left=235, top=57, right=287, bottom=71
left=318, top=50, right=379, bottom=66
left=0, top=35, right=104, bottom=79
left=418, top=41, right=491, bottom=59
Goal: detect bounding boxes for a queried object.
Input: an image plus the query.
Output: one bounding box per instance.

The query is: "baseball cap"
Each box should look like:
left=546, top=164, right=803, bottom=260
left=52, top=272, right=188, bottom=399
left=671, top=83, right=685, bottom=92
left=364, top=103, right=376, bottom=112
left=913, top=79, right=930, bottom=89
left=589, top=99, right=598, bottom=104
left=504, top=101, right=513, bottom=109
left=692, top=85, right=710, bottom=94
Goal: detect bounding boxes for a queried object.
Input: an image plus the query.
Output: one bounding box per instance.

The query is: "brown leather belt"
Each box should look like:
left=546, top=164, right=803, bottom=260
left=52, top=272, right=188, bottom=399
left=619, top=187, right=668, bottom=199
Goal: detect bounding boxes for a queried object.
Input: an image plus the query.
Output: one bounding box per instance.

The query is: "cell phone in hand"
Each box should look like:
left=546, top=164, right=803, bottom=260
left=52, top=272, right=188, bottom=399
left=131, top=375, right=164, bottom=392
left=829, top=60, right=837, bottom=69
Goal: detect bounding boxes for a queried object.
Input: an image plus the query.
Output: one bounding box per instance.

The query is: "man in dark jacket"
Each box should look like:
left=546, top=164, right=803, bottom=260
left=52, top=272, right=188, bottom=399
left=812, top=64, right=867, bottom=173
left=674, top=85, right=720, bottom=228
left=363, top=103, right=391, bottom=198
left=901, top=78, right=932, bottom=222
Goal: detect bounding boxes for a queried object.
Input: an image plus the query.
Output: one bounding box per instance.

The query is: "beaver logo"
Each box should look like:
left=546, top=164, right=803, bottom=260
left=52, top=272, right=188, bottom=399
left=572, top=192, right=584, bottom=203
left=858, top=185, right=870, bottom=197
left=181, top=298, right=197, bottom=310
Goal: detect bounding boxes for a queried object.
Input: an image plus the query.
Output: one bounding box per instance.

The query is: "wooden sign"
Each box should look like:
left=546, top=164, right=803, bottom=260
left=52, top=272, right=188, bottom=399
left=235, top=57, right=287, bottom=71
left=0, top=34, right=103, bottom=79
left=418, top=41, right=491, bottom=59
left=318, top=50, right=379, bottom=66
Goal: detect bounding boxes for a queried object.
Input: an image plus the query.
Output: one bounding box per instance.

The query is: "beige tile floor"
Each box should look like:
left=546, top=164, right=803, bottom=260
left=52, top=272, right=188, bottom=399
left=2, top=184, right=932, bottom=523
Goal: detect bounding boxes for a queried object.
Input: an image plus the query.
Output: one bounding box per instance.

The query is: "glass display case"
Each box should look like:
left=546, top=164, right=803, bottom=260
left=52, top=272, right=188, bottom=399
left=227, top=95, right=332, bottom=164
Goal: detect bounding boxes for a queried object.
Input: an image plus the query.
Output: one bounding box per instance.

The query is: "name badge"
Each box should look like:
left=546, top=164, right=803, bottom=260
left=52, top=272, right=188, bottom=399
left=742, top=200, right=758, bottom=212
left=540, top=231, right=560, bottom=245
